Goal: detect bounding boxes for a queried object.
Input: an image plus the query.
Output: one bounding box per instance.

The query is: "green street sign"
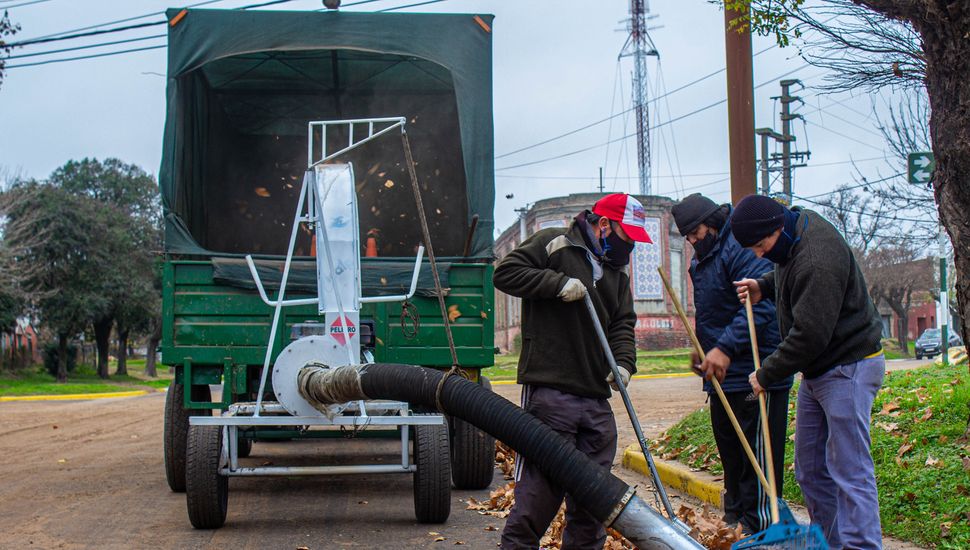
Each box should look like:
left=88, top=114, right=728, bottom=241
left=907, top=152, right=935, bottom=184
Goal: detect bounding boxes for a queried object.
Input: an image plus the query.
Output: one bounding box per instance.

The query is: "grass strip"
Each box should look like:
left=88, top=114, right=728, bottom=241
left=656, top=362, right=970, bottom=548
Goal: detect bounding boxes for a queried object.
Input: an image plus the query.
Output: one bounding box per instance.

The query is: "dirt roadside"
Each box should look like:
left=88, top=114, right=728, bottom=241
left=0, top=362, right=928, bottom=549
left=0, top=376, right=704, bottom=549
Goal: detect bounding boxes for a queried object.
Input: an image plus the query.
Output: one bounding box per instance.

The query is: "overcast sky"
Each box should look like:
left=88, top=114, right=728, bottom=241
left=0, top=0, right=907, bottom=236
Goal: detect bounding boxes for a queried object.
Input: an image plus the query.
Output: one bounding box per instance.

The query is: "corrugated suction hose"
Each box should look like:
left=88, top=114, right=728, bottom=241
left=299, top=363, right=704, bottom=550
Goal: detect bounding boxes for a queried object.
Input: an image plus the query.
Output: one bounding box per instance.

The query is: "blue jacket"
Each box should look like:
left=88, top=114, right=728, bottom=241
left=690, top=222, right=792, bottom=393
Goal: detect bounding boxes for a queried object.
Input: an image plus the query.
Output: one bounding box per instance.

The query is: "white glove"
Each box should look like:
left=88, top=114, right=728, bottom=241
left=557, top=278, right=587, bottom=302
left=606, top=366, right=632, bottom=391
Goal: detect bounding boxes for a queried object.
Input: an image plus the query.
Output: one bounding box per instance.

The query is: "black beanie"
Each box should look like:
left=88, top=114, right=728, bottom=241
left=671, top=193, right=720, bottom=236
left=730, top=194, right=787, bottom=247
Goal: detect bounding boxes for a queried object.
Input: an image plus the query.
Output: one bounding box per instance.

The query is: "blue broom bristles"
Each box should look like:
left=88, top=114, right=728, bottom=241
left=731, top=500, right=828, bottom=550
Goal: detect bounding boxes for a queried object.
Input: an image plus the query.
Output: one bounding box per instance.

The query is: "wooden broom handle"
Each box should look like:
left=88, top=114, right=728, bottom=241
left=745, top=299, right=780, bottom=524
left=657, top=268, right=772, bottom=494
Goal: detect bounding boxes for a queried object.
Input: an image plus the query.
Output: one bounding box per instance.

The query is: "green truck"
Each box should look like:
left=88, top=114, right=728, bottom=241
left=157, top=8, right=497, bottom=527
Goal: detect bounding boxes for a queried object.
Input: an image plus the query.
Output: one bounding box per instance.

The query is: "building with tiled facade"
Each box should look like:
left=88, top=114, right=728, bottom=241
left=493, top=193, right=695, bottom=352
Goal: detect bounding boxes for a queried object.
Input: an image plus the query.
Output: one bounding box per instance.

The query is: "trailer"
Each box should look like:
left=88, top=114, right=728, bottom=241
left=157, top=8, right=497, bottom=527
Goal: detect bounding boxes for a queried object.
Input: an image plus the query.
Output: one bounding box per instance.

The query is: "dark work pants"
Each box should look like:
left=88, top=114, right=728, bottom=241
left=710, top=388, right=790, bottom=533
left=501, top=385, right=618, bottom=550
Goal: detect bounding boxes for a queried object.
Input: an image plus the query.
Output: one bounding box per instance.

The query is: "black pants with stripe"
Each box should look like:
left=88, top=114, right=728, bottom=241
left=710, top=388, right=791, bottom=533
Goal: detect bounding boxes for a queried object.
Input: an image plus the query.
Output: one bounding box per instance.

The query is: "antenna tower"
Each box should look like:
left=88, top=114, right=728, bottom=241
left=619, top=0, right=660, bottom=195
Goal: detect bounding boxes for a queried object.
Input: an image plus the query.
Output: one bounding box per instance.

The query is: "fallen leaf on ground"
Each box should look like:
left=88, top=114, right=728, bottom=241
left=880, top=401, right=900, bottom=415
left=875, top=422, right=899, bottom=433
left=919, top=408, right=934, bottom=422
left=962, top=456, right=970, bottom=472
left=897, top=443, right=913, bottom=457
left=433, top=536, right=445, bottom=542
left=484, top=526, right=497, bottom=531
left=925, top=455, right=941, bottom=467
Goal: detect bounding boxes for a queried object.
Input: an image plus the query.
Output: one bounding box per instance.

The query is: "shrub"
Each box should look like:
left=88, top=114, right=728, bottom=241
left=43, top=342, right=78, bottom=377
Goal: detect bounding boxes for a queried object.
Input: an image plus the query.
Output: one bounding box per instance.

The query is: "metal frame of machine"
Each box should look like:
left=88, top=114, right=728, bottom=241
left=184, top=118, right=452, bottom=528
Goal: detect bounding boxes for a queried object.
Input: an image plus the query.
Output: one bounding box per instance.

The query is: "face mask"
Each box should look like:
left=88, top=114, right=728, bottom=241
left=604, top=229, right=635, bottom=266
left=691, top=232, right=718, bottom=259
left=763, top=210, right=802, bottom=264
left=763, top=231, right=796, bottom=264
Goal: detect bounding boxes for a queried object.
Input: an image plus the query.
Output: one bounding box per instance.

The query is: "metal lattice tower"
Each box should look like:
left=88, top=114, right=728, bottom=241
left=619, top=0, right=659, bottom=195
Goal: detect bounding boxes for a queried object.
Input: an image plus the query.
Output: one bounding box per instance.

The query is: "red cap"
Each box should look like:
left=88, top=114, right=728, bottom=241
left=592, top=193, right=653, bottom=243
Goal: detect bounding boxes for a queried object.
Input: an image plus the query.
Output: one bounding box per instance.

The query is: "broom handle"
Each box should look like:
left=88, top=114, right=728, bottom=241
left=745, top=299, right=780, bottom=525
left=657, top=268, right=772, bottom=493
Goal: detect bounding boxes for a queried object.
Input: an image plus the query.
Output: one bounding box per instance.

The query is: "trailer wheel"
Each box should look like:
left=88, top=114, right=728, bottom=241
left=413, top=416, right=451, bottom=523
left=450, top=377, right=496, bottom=490
left=186, top=425, right=228, bottom=529
left=164, top=381, right=211, bottom=492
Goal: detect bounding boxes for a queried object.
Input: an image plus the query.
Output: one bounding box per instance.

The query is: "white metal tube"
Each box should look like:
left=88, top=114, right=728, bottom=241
left=253, top=172, right=311, bottom=417
left=244, top=255, right=319, bottom=307
left=222, top=464, right=415, bottom=476
left=359, top=245, right=425, bottom=304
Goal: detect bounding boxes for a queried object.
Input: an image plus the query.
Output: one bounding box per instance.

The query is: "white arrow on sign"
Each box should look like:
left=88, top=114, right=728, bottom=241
left=914, top=155, right=932, bottom=168
left=913, top=169, right=931, bottom=182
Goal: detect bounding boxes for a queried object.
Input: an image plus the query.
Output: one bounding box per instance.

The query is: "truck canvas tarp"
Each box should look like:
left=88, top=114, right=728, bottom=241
left=159, top=8, right=495, bottom=260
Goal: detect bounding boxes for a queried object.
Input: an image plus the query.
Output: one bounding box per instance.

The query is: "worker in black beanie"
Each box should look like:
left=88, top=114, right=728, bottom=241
left=671, top=193, right=791, bottom=534
left=730, top=194, right=885, bottom=549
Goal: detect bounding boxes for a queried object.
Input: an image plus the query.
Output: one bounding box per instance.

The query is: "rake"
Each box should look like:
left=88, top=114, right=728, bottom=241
left=657, top=268, right=827, bottom=550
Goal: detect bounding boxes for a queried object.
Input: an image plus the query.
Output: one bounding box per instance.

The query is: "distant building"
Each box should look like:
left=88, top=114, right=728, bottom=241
left=493, top=193, right=695, bottom=352
left=0, top=317, right=40, bottom=367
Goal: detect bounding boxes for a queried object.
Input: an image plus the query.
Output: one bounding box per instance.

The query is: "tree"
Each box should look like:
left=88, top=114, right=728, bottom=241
left=0, top=184, right=113, bottom=381
left=0, top=10, right=19, bottom=89
left=723, top=0, right=970, bottom=431
left=48, top=158, right=162, bottom=378
left=866, top=248, right=935, bottom=355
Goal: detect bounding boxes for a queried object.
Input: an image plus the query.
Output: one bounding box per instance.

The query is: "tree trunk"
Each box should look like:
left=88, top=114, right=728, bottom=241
left=56, top=333, right=68, bottom=383
left=115, top=328, right=129, bottom=376
left=898, top=314, right=910, bottom=357
left=93, top=316, right=112, bottom=379
left=144, top=322, right=161, bottom=378
left=910, top=4, right=970, bottom=430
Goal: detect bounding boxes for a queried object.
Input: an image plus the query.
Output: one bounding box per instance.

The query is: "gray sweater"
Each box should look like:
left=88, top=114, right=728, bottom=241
left=755, top=209, right=883, bottom=386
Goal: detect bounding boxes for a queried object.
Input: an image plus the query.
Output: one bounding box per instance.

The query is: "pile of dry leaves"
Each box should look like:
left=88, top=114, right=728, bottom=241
left=466, top=442, right=743, bottom=550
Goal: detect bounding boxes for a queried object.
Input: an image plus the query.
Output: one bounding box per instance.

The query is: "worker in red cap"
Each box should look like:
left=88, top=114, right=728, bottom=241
left=494, top=193, right=652, bottom=550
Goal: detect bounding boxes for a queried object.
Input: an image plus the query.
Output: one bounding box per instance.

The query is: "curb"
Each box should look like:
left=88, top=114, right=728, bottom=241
left=490, top=372, right=695, bottom=386
left=0, top=390, right=150, bottom=402
left=622, top=445, right=722, bottom=509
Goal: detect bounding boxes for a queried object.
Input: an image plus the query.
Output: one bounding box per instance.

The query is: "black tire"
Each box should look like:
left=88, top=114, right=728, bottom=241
left=237, top=435, right=252, bottom=458
left=450, top=377, right=496, bottom=490
left=186, top=425, right=228, bottom=529
left=413, top=415, right=451, bottom=523
left=164, top=381, right=212, bottom=492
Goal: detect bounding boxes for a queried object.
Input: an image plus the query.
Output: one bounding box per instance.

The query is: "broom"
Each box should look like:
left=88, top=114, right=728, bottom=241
left=657, top=268, right=826, bottom=550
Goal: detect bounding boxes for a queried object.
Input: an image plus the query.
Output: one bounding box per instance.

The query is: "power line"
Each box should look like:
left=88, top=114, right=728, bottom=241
left=377, top=0, right=446, bottom=11
left=6, top=0, right=403, bottom=69
left=496, top=62, right=816, bottom=172
left=5, top=33, right=166, bottom=60
left=2, top=0, right=52, bottom=9
left=13, top=0, right=227, bottom=42
left=7, top=44, right=165, bottom=68
left=495, top=43, right=781, bottom=160
left=793, top=193, right=934, bottom=224
left=6, top=0, right=297, bottom=48
left=796, top=171, right=905, bottom=199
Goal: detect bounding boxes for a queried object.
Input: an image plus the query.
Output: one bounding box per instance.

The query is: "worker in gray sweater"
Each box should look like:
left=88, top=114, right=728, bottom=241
left=730, top=194, right=885, bottom=550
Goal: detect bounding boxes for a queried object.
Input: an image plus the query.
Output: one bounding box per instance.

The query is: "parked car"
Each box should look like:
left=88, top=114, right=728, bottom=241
left=915, top=328, right=962, bottom=359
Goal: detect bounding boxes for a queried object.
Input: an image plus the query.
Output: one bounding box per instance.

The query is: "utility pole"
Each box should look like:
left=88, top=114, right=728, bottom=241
left=598, top=167, right=605, bottom=193
left=755, top=81, right=811, bottom=201
left=940, top=226, right=949, bottom=366
left=620, top=0, right=659, bottom=196
left=724, top=4, right=756, bottom=205
left=780, top=79, right=800, bottom=203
